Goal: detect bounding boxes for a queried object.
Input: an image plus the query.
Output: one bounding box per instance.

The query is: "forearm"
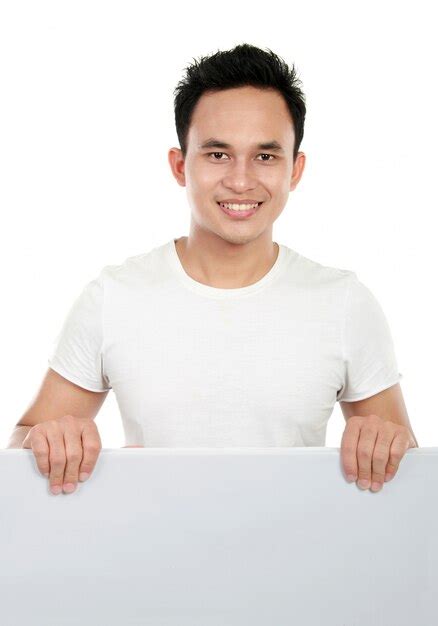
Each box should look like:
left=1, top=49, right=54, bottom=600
left=6, top=425, right=32, bottom=449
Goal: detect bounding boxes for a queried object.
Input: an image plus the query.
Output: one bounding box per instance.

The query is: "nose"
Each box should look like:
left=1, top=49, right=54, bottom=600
left=222, top=159, right=258, bottom=193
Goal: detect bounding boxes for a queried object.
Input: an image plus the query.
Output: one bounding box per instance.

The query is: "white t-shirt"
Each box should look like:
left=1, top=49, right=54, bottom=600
left=47, top=238, right=402, bottom=447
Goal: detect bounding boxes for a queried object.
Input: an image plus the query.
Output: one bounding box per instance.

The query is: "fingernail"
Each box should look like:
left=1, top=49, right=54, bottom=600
left=358, top=479, right=371, bottom=489
left=385, top=473, right=393, bottom=482
left=79, top=472, right=90, bottom=482
left=51, top=485, right=62, bottom=495
left=346, top=474, right=357, bottom=483
left=371, top=482, right=382, bottom=492
left=63, top=483, right=76, bottom=493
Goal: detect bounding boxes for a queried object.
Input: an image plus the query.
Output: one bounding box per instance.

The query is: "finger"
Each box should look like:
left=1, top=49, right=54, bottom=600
left=62, top=427, right=85, bottom=493
left=385, top=431, right=411, bottom=482
left=356, top=422, right=378, bottom=489
left=340, top=418, right=361, bottom=481
left=27, top=428, right=50, bottom=477
left=21, top=429, right=33, bottom=449
left=370, top=425, right=394, bottom=491
left=46, top=424, right=67, bottom=495
left=78, top=421, right=102, bottom=483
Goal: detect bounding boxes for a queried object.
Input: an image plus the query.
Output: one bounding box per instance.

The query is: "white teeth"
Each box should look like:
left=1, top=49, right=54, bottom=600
left=220, top=202, right=259, bottom=211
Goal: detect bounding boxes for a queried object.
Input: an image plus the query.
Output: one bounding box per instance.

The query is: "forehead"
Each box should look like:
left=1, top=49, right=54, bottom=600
left=189, top=86, right=294, bottom=145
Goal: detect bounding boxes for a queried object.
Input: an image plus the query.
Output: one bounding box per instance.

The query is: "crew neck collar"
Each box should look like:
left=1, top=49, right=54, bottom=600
left=164, top=237, right=289, bottom=299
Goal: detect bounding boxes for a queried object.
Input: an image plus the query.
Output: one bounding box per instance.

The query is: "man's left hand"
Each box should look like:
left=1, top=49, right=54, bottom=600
left=341, top=414, right=417, bottom=492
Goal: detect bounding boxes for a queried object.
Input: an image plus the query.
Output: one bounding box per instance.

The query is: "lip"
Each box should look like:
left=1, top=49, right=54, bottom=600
left=217, top=201, right=262, bottom=219
left=218, top=199, right=263, bottom=204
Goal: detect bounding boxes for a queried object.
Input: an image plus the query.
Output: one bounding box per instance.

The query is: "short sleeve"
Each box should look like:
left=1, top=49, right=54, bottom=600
left=336, top=273, right=402, bottom=402
left=47, top=269, right=112, bottom=393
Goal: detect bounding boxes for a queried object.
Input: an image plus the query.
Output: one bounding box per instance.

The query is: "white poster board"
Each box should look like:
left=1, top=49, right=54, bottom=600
left=0, top=447, right=436, bottom=625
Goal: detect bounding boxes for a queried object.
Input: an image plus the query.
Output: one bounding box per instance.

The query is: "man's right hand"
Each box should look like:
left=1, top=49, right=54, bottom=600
left=22, top=414, right=102, bottom=495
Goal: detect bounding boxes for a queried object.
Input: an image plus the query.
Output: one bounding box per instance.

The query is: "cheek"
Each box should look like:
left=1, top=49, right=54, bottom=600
left=189, top=169, right=219, bottom=196
left=249, top=164, right=286, bottom=189
left=268, top=170, right=292, bottom=199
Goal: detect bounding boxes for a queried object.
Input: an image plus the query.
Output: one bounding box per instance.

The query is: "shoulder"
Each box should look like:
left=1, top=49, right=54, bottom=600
left=96, top=241, right=170, bottom=291
left=286, top=246, right=356, bottom=291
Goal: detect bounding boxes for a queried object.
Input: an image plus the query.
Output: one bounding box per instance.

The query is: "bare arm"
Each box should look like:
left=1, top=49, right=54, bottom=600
left=340, top=382, right=419, bottom=447
left=7, top=368, right=109, bottom=495
left=7, top=367, right=109, bottom=448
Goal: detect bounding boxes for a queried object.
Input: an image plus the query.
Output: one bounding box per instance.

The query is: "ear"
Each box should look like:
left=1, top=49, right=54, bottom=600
left=290, top=152, right=306, bottom=192
left=168, top=147, right=186, bottom=187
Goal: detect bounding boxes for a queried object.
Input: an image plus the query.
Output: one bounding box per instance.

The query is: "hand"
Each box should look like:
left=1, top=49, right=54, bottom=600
left=340, top=414, right=417, bottom=492
left=22, top=414, right=102, bottom=496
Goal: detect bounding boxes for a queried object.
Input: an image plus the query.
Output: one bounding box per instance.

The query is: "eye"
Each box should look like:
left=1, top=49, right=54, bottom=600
left=206, top=152, right=276, bottom=162
left=207, top=152, right=228, bottom=160
left=256, top=153, right=276, bottom=162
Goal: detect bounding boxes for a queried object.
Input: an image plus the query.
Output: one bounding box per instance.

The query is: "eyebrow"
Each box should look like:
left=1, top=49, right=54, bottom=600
left=198, top=138, right=285, bottom=153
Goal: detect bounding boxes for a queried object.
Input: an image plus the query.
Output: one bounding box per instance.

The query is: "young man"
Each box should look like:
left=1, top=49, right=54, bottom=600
left=8, top=43, right=418, bottom=496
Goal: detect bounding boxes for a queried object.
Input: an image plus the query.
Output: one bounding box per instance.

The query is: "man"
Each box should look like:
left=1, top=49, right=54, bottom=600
left=7, top=43, right=418, bottom=496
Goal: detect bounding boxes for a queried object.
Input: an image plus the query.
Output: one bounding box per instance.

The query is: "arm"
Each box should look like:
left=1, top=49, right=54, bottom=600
left=6, top=367, right=109, bottom=448
left=339, top=383, right=418, bottom=492
left=340, top=382, right=419, bottom=447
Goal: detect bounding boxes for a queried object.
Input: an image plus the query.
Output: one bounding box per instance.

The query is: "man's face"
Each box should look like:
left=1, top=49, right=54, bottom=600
left=169, top=85, right=305, bottom=247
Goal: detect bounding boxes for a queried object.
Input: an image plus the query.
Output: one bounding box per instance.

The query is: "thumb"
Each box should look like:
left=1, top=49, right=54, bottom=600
left=22, top=432, right=32, bottom=449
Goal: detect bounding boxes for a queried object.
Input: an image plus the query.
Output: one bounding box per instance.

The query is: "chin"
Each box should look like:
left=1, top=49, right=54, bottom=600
left=217, top=231, right=265, bottom=247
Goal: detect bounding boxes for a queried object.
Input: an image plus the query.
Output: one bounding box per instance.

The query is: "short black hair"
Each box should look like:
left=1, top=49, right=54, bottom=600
left=173, top=43, right=306, bottom=162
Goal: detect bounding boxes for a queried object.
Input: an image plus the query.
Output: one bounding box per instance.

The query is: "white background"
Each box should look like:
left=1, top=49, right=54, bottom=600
left=0, top=1, right=436, bottom=448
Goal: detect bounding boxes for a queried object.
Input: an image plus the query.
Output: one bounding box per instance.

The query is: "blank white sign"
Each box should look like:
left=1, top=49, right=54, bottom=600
left=0, top=447, right=436, bottom=625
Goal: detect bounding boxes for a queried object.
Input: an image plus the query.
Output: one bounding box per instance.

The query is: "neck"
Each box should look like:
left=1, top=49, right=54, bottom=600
left=174, top=230, right=279, bottom=289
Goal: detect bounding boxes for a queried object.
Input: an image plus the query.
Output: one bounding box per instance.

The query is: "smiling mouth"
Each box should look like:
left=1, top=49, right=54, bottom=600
left=217, top=201, right=263, bottom=211
left=216, top=201, right=263, bottom=220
